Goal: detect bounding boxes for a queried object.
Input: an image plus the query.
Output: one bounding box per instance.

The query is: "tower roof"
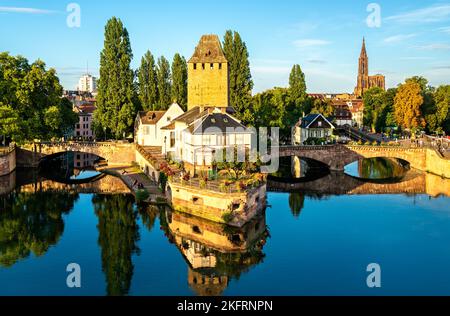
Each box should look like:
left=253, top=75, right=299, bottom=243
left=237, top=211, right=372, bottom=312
left=188, top=34, right=228, bottom=63
left=360, top=37, right=367, bottom=56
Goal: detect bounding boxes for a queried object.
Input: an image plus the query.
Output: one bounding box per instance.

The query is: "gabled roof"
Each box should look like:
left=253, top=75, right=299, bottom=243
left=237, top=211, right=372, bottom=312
left=138, top=111, right=166, bottom=125
left=190, top=112, right=250, bottom=135
left=300, top=113, right=335, bottom=129
left=173, top=106, right=209, bottom=125
left=188, top=34, right=228, bottom=64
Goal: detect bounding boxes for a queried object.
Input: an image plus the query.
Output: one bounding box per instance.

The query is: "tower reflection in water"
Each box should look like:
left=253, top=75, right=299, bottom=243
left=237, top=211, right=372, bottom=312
left=162, top=209, right=269, bottom=296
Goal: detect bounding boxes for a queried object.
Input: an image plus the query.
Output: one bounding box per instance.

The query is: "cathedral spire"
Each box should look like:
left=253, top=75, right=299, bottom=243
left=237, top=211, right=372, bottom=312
left=360, top=37, right=367, bottom=57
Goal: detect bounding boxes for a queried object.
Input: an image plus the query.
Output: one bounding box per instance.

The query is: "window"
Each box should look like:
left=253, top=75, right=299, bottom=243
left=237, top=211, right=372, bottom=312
left=202, top=63, right=205, bottom=70
left=219, top=63, right=222, bottom=70
left=193, top=63, right=197, bottom=70
left=235, top=134, right=242, bottom=145
left=318, top=121, right=322, bottom=127
left=210, top=63, right=214, bottom=69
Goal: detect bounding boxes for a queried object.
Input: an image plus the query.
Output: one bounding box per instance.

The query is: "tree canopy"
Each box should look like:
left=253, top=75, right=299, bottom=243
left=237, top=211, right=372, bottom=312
left=171, top=53, right=188, bottom=110
left=138, top=50, right=158, bottom=111
left=223, top=30, right=253, bottom=120
left=95, top=17, right=137, bottom=139
left=0, top=52, right=77, bottom=143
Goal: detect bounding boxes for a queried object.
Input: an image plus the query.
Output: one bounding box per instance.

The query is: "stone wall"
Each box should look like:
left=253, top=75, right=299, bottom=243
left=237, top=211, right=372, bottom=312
left=0, top=147, right=16, bottom=176
left=187, top=62, right=229, bottom=109
left=135, top=148, right=160, bottom=182
left=426, top=149, right=450, bottom=178
left=169, top=182, right=266, bottom=227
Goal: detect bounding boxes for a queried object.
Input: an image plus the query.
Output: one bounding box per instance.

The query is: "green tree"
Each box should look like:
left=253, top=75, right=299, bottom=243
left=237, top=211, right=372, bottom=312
left=363, top=87, right=385, bottom=132
left=0, top=53, right=75, bottom=141
left=156, top=56, right=172, bottom=110
left=95, top=17, right=136, bottom=139
left=287, top=64, right=310, bottom=126
left=171, top=53, right=188, bottom=110
left=433, top=85, right=450, bottom=134
left=138, top=50, right=158, bottom=111
left=223, top=30, right=253, bottom=120
left=0, top=103, right=22, bottom=143
left=311, top=98, right=334, bottom=117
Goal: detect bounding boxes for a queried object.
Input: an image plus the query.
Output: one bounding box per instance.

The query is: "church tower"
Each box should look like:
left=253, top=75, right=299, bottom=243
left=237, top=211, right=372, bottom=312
left=187, top=35, right=229, bottom=111
left=354, top=38, right=386, bottom=98
left=354, top=38, right=370, bottom=97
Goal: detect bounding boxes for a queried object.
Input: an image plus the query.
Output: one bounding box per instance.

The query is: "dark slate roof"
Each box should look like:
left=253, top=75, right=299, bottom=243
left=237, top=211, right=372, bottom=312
left=173, top=107, right=209, bottom=124
left=300, top=113, right=334, bottom=129
left=190, top=113, right=249, bottom=135
left=188, top=34, right=228, bottom=64
left=138, top=111, right=166, bottom=125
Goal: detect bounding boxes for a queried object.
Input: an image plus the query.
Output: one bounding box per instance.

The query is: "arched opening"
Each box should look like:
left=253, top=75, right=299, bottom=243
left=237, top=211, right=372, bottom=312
left=39, top=151, right=107, bottom=184
left=268, top=156, right=330, bottom=183
left=344, top=157, right=410, bottom=182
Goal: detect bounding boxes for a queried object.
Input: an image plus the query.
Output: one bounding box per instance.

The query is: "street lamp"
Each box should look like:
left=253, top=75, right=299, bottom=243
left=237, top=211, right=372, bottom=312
left=164, top=136, right=167, bottom=159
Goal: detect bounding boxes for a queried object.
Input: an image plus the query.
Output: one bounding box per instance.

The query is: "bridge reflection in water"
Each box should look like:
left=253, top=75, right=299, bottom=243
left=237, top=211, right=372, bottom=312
left=268, top=156, right=450, bottom=198
left=162, top=209, right=269, bottom=296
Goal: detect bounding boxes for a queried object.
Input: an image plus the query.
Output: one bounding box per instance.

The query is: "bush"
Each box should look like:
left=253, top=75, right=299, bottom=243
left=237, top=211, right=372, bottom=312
left=135, top=189, right=150, bottom=203
left=222, top=211, right=234, bottom=223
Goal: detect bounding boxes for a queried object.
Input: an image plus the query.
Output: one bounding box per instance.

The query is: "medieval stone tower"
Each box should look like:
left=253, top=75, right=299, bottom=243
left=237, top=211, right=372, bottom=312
left=354, top=38, right=385, bottom=98
left=187, top=34, right=229, bottom=111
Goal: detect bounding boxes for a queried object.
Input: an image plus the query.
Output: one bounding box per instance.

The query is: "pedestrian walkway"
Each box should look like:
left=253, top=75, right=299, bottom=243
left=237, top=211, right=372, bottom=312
left=101, top=165, right=165, bottom=203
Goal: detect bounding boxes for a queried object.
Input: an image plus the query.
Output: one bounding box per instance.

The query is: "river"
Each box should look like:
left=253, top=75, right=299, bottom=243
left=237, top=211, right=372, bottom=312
left=0, top=156, right=449, bottom=296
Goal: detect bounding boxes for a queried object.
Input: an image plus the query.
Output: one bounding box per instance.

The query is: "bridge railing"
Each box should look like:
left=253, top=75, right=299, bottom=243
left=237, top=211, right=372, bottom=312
left=0, top=144, right=15, bottom=157
left=25, top=141, right=131, bottom=148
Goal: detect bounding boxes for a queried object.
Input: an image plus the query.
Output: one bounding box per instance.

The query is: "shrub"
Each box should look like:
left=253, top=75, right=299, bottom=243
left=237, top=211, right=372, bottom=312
left=135, top=189, right=150, bottom=203
left=222, top=211, right=234, bottom=223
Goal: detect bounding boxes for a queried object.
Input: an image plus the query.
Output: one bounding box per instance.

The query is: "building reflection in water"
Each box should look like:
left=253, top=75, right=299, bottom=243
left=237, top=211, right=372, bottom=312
left=162, top=209, right=269, bottom=296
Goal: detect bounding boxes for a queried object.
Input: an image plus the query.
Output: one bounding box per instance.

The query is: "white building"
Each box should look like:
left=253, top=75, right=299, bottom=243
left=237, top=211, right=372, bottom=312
left=77, top=74, right=97, bottom=93
left=170, top=107, right=252, bottom=167
left=134, top=103, right=185, bottom=150
left=293, top=113, right=335, bottom=145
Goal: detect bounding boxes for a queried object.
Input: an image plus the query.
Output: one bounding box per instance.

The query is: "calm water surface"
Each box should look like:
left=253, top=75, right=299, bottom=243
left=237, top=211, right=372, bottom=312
left=1, top=157, right=450, bottom=296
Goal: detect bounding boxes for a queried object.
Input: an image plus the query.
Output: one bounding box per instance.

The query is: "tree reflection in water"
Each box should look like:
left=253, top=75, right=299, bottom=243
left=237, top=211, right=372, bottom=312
left=0, top=190, right=78, bottom=267
left=93, top=194, right=140, bottom=296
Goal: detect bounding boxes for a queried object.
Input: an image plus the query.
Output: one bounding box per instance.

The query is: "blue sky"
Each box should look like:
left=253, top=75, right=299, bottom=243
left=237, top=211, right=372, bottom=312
left=1, top=0, right=450, bottom=93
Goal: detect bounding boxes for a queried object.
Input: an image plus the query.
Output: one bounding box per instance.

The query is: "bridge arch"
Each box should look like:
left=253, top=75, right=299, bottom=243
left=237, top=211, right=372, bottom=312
left=17, top=142, right=135, bottom=168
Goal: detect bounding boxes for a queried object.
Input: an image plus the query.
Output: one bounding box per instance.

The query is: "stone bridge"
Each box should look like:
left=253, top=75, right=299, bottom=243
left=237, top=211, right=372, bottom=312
left=0, top=170, right=131, bottom=196
left=267, top=171, right=450, bottom=197
left=16, top=141, right=136, bottom=167
left=278, top=145, right=450, bottom=178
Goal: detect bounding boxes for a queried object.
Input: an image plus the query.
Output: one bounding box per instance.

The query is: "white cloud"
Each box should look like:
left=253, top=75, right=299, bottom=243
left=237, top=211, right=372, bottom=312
left=400, top=56, right=434, bottom=61
left=386, top=4, right=450, bottom=23
left=384, top=33, right=417, bottom=43
left=0, top=6, right=55, bottom=14
left=293, top=39, right=331, bottom=49
left=438, top=26, right=450, bottom=34
left=307, top=59, right=327, bottom=64
left=414, top=43, right=450, bottom=51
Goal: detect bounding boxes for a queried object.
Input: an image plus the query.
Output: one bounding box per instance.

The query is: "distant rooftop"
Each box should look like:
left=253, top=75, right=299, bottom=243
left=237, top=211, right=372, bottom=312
left=188, top=34, right=228, bottom=64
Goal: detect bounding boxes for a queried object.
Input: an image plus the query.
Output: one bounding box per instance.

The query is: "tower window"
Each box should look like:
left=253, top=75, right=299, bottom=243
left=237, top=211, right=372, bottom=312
left=193, top=63, right=197, bottom=70
left=210, top=63, right=214, bottom=69
left=219, top=63, right=222, bottom=70
left=202, top=63, right=205, bottom=70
